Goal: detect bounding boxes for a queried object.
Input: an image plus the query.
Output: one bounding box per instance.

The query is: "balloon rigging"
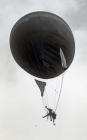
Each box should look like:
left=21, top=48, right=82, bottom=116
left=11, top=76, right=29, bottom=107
left=10, top=11, right=75, bottom=125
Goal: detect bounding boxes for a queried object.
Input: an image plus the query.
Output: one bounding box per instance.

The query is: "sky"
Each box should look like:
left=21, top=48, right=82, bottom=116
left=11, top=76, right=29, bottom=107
left=0, top=0, right=87, bottom=140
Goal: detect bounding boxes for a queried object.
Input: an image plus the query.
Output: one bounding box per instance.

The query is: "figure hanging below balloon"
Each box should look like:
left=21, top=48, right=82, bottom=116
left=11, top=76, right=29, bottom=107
left=43, top=106, right=57, bottom=125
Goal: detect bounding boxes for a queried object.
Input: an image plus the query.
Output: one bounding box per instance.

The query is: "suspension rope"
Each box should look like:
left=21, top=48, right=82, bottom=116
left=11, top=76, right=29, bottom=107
left=44, top=88, right=49, bottom=108
left=41, top=87, right=49, bottom=110
left=54, top=74, right=64, bottom=112
left=41, top=97, right=46, bottom=108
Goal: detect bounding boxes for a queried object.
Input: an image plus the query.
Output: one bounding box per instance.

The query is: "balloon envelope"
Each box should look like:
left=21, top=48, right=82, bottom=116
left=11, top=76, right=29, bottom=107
left=10, top=11, right=75, bottom=79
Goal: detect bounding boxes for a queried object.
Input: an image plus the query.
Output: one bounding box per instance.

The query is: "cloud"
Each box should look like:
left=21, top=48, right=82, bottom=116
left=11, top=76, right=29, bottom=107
left=64, top=0, right=87, bottom=30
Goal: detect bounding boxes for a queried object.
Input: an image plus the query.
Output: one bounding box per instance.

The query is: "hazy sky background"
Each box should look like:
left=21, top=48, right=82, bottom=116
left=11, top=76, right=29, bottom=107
left=0, top=0, right=87, bottom=140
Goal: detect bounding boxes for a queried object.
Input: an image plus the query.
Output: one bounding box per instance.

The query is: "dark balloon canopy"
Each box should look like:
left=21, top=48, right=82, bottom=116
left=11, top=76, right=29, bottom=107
left=10, top=11, right=75, bottom=79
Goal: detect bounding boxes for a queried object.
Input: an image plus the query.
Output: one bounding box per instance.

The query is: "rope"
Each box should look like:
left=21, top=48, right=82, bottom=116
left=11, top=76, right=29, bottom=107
left=54, top=74, right=64, bottom=112
left=41, top=87, right=49, bottom=110
left=44, top=88, right=49, bottom=108
left=41, top=97, right=46, bottom=108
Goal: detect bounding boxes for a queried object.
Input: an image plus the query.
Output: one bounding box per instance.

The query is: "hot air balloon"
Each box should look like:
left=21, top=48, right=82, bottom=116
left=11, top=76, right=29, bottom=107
left=10, top=11, right=75, bottom=124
